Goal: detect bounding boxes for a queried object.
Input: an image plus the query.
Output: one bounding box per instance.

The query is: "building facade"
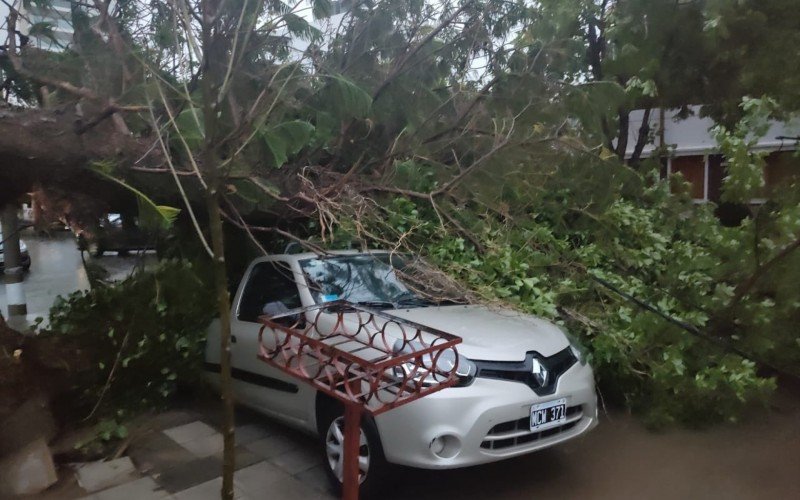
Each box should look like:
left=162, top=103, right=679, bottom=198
left=14, top=0, right=75, bottom=51
left=623, top=106, right=799, bottom=204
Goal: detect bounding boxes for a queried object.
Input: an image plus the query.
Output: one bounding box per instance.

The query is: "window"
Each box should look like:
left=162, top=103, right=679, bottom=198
left=664, top=150, right=798, bottom=205
left=670, top=155, right=706, bottom=200
left=50, top=0, right=73, bottom=11
left=237, top=261, right=301, bottom=322
left=764, top=152, right=799, bottom=193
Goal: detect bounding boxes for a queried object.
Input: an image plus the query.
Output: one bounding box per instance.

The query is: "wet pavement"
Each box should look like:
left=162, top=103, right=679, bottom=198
left=0, top=230, right=155, bottom=329
left=0, top=231, right=89, bottom=328
left=34, top=387, right=800, bottom=500
left=381, top=389, right=800, bottom=499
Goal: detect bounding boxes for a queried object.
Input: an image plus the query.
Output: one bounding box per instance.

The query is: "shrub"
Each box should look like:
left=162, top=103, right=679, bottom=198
left=46, top=259, right=215, bottom=419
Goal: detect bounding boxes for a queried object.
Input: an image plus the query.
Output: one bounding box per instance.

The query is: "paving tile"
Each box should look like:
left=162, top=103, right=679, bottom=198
left=179, top=433, right=224, bottom=458
left=152, top=456, right=222, bottom=493
left=172, top=477, right=247, bottom=500
left=257, top=475, right=333, bottom=500
left=234, top=423, right=272, bottom=445
left=75, top=457, right=137, bottom=493
left=145, top=411, right=202, bottom=432
left=243, top=434, right=297, bottom=460
left=234, top=447, right=264, bottom=471
left=269, top=446, right=322, bottom=475
left=235, top=462, right=330, bottom=500
left=163, top=421, right=217, bottom=445
left=90, top=476, right=171, bottom=500
left=129, top=434, right=197, bottom=475
left=135, top=431, right=179, bottom=452
left=232, top=460, right=287, bottom=487
left=296, top=464, right=335, bottom=495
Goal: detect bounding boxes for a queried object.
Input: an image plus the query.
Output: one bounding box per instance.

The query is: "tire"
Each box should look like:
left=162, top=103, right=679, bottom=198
left=88, top=242, right=104, bottom=258
left=318, top=402, right=389, bottom=499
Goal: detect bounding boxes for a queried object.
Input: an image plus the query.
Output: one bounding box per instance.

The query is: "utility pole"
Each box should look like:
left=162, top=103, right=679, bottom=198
left=2, top=204, right=27, bottom=317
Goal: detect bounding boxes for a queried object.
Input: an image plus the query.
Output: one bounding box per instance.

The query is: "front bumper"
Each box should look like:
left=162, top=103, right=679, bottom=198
left=374, top=361, right=598, bottom=469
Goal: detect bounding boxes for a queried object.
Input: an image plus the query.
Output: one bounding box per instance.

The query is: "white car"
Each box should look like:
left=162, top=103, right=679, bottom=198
left=205, top=250, right=598, bottom=496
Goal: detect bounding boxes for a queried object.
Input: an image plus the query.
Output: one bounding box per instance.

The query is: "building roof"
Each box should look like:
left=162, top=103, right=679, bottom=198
left=623, top=105, right=800, bottom=158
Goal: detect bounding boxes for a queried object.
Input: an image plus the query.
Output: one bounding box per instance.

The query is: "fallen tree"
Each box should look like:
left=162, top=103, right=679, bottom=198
left=0, top=1, right=797, bottom=486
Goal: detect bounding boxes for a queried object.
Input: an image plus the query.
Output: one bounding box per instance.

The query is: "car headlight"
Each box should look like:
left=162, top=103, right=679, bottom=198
left=391, top=340, right=476, bottom=387
left=561, top=330, right=587, bottom=365
left=569, top=344, right=586, bottom=365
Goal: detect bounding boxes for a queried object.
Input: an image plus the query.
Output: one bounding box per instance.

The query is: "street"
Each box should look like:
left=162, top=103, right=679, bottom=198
left=0, top=231, right=89, bottom=327
left=382, top=388, right=800, bottom=499
left=0, top=230, right=155, bottom=328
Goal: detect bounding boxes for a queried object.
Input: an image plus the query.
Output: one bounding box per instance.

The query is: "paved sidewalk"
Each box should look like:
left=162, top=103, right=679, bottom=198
left=75, top=410, right=335, bottom=500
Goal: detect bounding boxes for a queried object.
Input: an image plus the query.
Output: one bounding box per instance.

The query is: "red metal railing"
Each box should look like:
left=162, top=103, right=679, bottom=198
left=257, top=301, right=462, bottom=499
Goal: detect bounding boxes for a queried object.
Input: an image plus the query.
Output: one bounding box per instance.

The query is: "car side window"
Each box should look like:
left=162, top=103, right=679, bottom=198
left=237, top=261, right=302, bottom=323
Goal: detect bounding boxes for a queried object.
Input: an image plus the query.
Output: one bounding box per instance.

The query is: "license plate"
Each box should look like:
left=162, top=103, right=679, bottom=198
left=530, top=398, right=567, bottom=431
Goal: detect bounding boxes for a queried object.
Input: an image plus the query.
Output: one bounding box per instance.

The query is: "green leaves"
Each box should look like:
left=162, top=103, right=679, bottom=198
left=47, top=260, right=215, bottom=420
left=173, top=107, right=205, bottom=151
left=283, top=13, right=322, bottom=41
left=625, top=76, right=658, bottom=98
left=228, top=177, right=281, bottom=212
left=338, top=150, right=788, bottom=427
left=322, top=75, right=373, bottom=120
left=311, top=0, right=333, bottom=19
left=137, top=199, right=181, bottom=232
left=260, top=120, right=315, bottom=168
left=27, top=21, right=58, bottom=44
left=713, top=96, right=778, bottom=203
left=90, top=167, right=181, bottom=231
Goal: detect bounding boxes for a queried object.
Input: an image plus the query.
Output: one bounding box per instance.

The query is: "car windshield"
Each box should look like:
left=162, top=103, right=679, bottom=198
left=299, top=254, right=465, bottom=309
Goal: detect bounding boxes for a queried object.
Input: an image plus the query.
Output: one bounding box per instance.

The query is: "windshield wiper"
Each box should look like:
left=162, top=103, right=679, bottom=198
left=353, top=300, right=397, bottom=310
left=396, top=297, right=436, bottom=307
left=391, top=290, right=437, bottom=307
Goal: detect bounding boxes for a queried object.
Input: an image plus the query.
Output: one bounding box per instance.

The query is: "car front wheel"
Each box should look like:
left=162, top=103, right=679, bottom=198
left=319, top=407, right=388, bottom=498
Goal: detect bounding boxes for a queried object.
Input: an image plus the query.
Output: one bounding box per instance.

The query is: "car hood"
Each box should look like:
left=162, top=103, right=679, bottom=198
left=377, top=305, right=569, bottom=361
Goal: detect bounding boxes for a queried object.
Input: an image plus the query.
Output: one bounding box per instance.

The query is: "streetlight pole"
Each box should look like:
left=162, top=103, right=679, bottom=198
left=1, top=204, right=27, bottom=317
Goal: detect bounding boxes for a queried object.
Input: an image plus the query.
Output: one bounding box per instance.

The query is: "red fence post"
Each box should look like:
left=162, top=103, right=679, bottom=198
left=256, top=303, right=463, bottom=500
left=342, top=403, right=363, bottom=500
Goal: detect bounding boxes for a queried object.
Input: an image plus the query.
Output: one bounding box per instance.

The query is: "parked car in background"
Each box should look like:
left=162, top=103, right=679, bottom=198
left=205, top=250, right=598, bottom=497
left=76, top=213, right=155, bottom=257
left=0, top=232, right=31, bottom=272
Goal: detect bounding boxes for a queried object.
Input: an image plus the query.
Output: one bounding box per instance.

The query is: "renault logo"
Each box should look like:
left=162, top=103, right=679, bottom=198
left=531, top=358, right=548, bottom=387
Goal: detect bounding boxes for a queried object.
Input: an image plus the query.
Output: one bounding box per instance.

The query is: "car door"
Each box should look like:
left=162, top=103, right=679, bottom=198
left=230, top=259, right=314, bottom=424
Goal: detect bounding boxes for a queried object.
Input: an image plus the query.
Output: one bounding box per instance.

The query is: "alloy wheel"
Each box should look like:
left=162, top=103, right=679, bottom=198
left=325, top=416, right=370, bottom=484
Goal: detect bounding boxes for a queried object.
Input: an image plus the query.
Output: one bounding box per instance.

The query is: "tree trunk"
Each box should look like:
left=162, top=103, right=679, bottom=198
left=206, top=187, right=236, bottom=500
left=629, top=107, right=652, bottom=167
left=615, top=107, right=630, bottom=160
left=1, top=205, right=27, bottom=317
